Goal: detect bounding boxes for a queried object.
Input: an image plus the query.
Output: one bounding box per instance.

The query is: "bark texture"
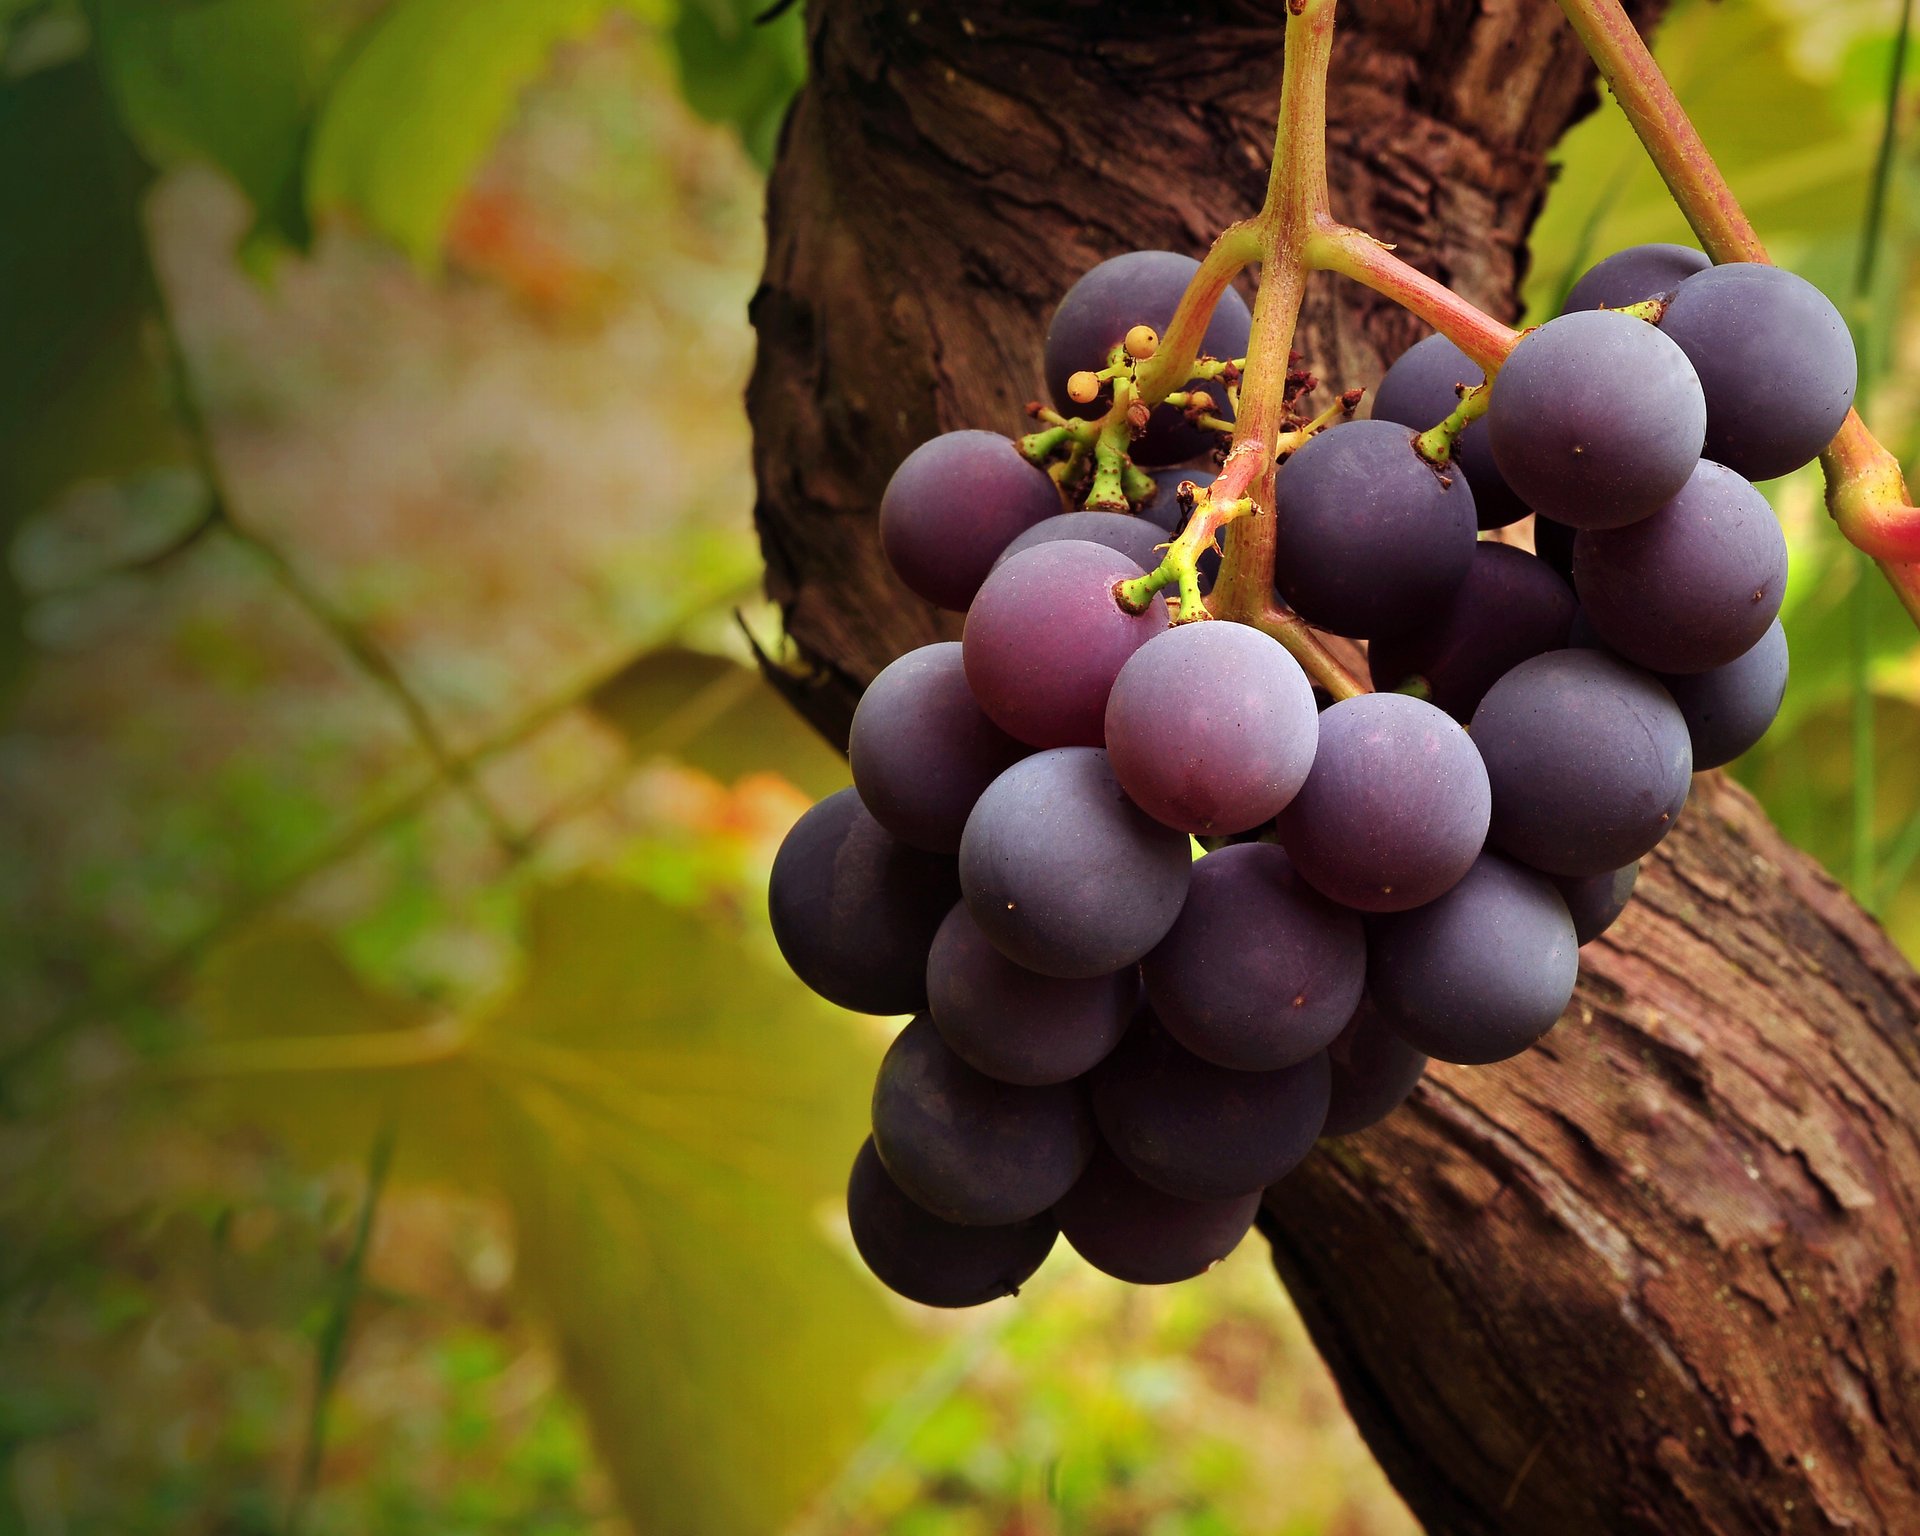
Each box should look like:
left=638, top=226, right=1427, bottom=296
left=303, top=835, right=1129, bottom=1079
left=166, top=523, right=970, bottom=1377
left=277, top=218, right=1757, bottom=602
left=747, top=3, right=1920, bottom=1532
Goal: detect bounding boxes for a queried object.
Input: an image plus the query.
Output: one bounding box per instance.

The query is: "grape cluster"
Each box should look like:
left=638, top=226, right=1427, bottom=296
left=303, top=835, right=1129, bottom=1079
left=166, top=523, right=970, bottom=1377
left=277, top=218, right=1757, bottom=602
left=769, top=244, right=1850, bottom=1309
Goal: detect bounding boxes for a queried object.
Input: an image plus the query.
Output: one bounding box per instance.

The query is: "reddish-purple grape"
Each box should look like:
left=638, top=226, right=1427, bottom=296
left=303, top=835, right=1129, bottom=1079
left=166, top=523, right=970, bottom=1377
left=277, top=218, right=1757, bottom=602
left=1560, top=242, right=1709, bottom=314
left=1573, top=460, right=1787, bottom=675
left=1322, top=997, right=1428, bottom=1137
left=963, top=540, right=1167, bottom=749
left=768, top=789, right=960, bottom=1015
left=850, top=643, right=1026, bottom=854
left=848, top=1138, right=1056, bottom=1308
left=1091, top=1014, right=1331, bottom=1200
left=1471, top=649, right=1693, bottom=877
left=1055, top=1142, right=1259, bottom=1285
left=1368, top=542, right=1576, bottom=722
left=1272, top=419, right=1477, bottom=639
left=1142, top=843, right=1364, bottom=1072
left=879, top=430, right=1062, bottom=611
left=926, top=903, right=1133, bottom=1086
left=1044, top=251, right=1253, bottom=466
left=1551, top=863, right=1639, bottom=946
left=994, top=511, right=1168, bottom=575
left=1104, top=621, right=1318, bottom=835
left=958, top=747, right=1192, bottom=979
left=1276, top=692, right=1490, bottom=913
left=1369, top=854, right=1578, bottom=1065
left=871, top=1015, right=1094, bottom=1226
left=1370, top=333, right=1530, bottom=529
left=1486, top=310, right=1705, bottom=529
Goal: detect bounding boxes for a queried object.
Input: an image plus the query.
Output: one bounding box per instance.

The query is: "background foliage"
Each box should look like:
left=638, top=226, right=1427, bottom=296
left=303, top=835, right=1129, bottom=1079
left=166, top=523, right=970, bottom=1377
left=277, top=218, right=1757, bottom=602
left=0, top=1, right=1914, bottom=1532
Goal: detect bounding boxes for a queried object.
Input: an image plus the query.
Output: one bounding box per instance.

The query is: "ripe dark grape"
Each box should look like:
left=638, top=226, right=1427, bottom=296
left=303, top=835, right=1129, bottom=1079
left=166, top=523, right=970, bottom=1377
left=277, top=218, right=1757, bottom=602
left=1141, top=843, right=1364, bottom=1072
left=848, top=1138, right=1057, bottom=1308
left=1561, top=242, right=1710, bottom=314
left=880, top=430, right=1063, bottom=611
left=1368, top=542, right=1576, bottom=721
left=1368, top=854, right=1579, bottom=1065
left=1276, top=692, right=1490, bottom=913
left=850, top=643, right=1026, bottom=854
left=1573, top=460, right=1787, bottom=675
left=1552, top=863, right=1639, bottom=946
left=1322, top=997, right=1428, bottom=1137
left=1471, top=649, right=1693, bottom=877
left=1272, top=419, right=1477, bottom=639
left=1091, top=1014, right=1331, bottom=1200
left=1055, top=1142, right=1260, bottom=1285
left=871, top=1015, right=1094, bottom=1226
left=1660, top=618, right=1788, bottom=770
left=1103, top=621, right=1318, bottom=835
left=958, top=747, right=1192, bottom=979
left=1370, top=333, right=1530, bottom=529
left=963, top=540, right=1167, bottom=749
left=1044, top=251, right=1253, bottom=466
left=1486, top=310, right=1706, bottom=529
left=768, top=789, right=960, bottom=1014
left=1658, top=262, right=1858, bottom=482
left=926, top=903, right=1133, bottom=1086
left=994, top=511, right=1168, bottom=575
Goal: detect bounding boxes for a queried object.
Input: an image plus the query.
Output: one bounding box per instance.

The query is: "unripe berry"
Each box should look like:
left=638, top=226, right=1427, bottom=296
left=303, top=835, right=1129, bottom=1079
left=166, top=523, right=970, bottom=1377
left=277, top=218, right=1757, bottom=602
left=1067, top=370, right=1101, bottom=404
left=1124, top=325, right=1160, bottom=360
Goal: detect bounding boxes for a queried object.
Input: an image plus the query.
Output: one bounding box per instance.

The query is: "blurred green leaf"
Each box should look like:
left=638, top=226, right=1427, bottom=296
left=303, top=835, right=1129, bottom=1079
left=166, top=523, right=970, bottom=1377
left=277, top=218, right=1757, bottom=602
left=668, top=0, right=804, bottom=167
left=186, top=885, right=915, bottom=1536
left=307, top=0, right=655, bottom=266
left=93, top=0, right=322, bottom=243
left=589, top=645, right=851, bottom=800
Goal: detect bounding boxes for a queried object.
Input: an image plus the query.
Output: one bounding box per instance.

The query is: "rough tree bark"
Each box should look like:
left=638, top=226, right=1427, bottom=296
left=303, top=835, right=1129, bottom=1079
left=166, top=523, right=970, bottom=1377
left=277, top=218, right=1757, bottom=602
left=746, top=4, right=1920, bottom=1533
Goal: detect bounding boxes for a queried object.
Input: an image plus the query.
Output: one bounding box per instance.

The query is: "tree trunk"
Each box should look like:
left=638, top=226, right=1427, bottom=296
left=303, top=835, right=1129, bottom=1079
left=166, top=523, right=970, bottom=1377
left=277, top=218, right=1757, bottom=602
left=746, top=4, right=1920, bottom=1532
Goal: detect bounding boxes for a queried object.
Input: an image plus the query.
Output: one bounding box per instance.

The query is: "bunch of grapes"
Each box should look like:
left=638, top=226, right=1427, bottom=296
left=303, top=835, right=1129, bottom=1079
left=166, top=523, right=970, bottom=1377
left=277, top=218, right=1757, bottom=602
left=768, top=243, right=1854, bottom=1309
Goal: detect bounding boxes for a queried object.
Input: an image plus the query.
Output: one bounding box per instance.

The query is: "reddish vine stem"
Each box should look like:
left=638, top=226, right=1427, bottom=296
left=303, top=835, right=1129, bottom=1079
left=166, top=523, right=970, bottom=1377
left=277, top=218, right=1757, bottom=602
left=1553, top=0, right=1920, bottom=620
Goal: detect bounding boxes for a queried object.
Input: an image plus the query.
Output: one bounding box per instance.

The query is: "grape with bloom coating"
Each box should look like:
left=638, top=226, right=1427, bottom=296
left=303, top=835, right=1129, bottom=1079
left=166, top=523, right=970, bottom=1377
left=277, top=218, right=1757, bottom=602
left=1660, top=618, right=1789, bottom=770
left=1552, top=864, right=1639, bottom=946
left=1561, top=242, right=1710, bottom=314
left=1370, top=332, right=1529, bottom=529
left=850, top=643, right=1025, bottom=854
left=768, top=788, right=959, bottom=1015
left=1104, top=621, right=1318, bottom=835
left=964, top=540, right=1166, bottom=749
left=1055, top=1143, right=1260, bottom=1285
left=1276, top=692, right=1491, bottom=913
left=879, top=431, right=1062, bottom=610
left=994, top=511, right=1168, bottom=575
left=871, top=1015, right=1094, bottom=1226
left=1486, top=310, right=1706, bottom=529
left=1322, top=997, right=1429, bottom=1137
left=959, top=748, right=1192, bottom=979
left=848, top=1138, right=1056, bottom=1308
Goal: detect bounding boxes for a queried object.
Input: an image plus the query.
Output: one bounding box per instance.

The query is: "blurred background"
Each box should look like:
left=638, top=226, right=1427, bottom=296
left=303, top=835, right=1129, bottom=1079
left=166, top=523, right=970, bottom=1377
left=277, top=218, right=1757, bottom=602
left=1, top=1, right=1916, bottom=1532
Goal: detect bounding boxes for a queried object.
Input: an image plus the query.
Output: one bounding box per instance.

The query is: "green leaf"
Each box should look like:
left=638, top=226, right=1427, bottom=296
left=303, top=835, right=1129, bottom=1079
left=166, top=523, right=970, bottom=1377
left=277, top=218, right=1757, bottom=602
left=185, top=885, right=918, bottom=1536
left=306, top=0, right=644, bottom=265
left=93, top=0, right=323, bottom=243
left=668, top=0, right=805, bottom=167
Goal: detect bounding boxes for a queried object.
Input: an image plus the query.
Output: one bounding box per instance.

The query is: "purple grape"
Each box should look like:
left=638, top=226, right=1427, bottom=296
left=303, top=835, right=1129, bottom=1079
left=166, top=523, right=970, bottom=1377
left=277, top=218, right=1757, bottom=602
left=880, top=430, right=1062, bottom=611
left=1275, top=692, right=1490, bottom=914
left=1321, top=997, right=1428, bottom=1137
left=870, top=1015, right=1094, bottom=1226
left=850, top=643, right=1026, bottom=854
left=1272, top=419, right=1477, bottom=639
left=1141, top=843, right=1364, bottom=1072
left=926, top=902, right=1133, bottom=1086
left=1103, top=621, right=1318, bottom=835
left=1471, top=649, right=1693, bottom=877
left=1551, top=863, right=1638, bottom=946
left=1091, top=1014, right=1331, bottom=1200
left=768, top=789, right=960, bottom=1015
left=1658, top=262, right=1858, bottom=482
left=958, top=747, right=1191, bottom=979
left=1044, top=251, right=1253, bottom=466
left=1368, top=853, right=1578, bottom=1065
left=1561, top=242, right=1710, bottom=314
left=1486, top=310, right=1706, bottom=529
left=963, top=540, right=1167, bottom=749
left=1368, top=542, right=1576, bottom=721
left=1370, top=333, right=1531, bottom=529
left=994, top=510, right=1167, bottom=575
left=848, top=1138, right=1057, bottom=1308
left=1054, top=1142, right=1259, bottom=1285
left=1574, top=460, right=1787, bottom=675
left=1659, top=617, right=1788, bottom=769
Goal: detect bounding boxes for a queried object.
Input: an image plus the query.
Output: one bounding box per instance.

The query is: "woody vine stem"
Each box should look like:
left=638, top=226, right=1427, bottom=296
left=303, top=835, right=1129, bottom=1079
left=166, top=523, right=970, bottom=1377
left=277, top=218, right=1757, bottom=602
left=1096, top=0, right=1920, bottom=664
